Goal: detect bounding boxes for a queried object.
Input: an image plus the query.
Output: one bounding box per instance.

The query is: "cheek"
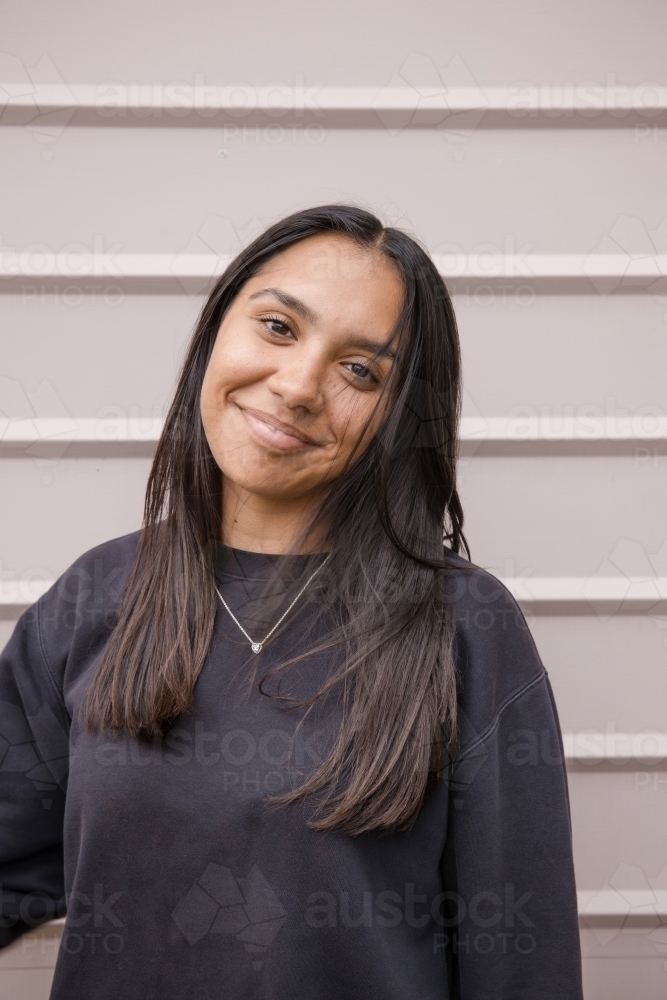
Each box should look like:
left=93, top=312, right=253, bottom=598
left=200, top=363, right=225, bottom=421
left=222, top=334, right=266, bottom=377
left=200, top=360, right=238, bottom=439
left=201, top=339, right=262, bottom=413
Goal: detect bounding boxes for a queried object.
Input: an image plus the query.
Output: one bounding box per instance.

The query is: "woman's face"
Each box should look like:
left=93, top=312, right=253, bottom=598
left=200, top=233, right=404, bottom=502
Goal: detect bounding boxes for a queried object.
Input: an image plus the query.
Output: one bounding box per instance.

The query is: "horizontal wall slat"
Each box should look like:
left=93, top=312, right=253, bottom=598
left=2, top=85, right=667, bottom=127
left=563, top=733, right=667, bottom=766
left=504, top=576, right=667, bottom=607
left=579, top=891, right=667, bottom=923
left=1, top=253, right=665, bottom=294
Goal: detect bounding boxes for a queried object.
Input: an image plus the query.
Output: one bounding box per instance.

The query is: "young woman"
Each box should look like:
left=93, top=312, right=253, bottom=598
left=0, top=205, right=583, bottom=998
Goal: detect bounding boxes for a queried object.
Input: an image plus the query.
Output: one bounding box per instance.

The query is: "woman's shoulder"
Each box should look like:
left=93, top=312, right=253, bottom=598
left=442, top=545, right=528, bottom=626
left=442, top=545, right=548, bottom=742
left=1, top=532, right=142, bottom=709
left=29, top=530, right=142, bottom=673
left=52, top=528, right=141, bottom=595
left=46, top=529, right=142, bottom=609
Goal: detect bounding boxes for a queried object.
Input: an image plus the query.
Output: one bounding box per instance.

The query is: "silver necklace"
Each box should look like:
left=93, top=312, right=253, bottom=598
left=214, top=552, right=332, bottom=654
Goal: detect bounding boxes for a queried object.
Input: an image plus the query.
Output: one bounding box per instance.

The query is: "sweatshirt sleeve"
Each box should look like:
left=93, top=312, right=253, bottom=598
left=441, top=569, right=583, bottom=999
left=0, top=600, right=70, bottom=948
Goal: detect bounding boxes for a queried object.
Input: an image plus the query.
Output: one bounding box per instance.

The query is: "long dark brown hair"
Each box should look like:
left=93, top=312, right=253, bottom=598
left=82, top=204, right=472, bottom=834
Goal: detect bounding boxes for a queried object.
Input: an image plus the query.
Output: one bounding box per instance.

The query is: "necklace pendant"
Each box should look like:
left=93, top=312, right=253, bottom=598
left=251, top=642, right=262, bottom=654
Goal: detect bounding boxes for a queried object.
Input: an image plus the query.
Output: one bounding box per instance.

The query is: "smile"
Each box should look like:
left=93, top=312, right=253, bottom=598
left=237, top=405, right=318, bottom=452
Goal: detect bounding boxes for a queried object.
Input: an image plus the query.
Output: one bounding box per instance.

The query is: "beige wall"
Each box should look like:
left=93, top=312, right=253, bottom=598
left=1, top=1, right=667, bottom=996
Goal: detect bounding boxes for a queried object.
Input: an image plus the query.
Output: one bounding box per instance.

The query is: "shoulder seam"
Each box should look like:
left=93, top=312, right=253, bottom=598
left=455, top=670, right=546, bottom=763
left=35, top=597, right=71, bottom=717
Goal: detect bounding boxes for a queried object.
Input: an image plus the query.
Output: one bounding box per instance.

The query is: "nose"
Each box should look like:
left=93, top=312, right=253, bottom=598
left=265, top=353, right=326, bottom=413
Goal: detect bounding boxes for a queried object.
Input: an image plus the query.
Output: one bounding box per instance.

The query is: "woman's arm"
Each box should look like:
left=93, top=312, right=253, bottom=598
left=0, top=601, right=70, bottom=947
left=441, top=570, right=583, bottom=998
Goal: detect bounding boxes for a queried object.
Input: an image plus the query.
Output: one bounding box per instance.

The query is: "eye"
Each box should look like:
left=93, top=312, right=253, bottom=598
left=261, top=315, right=294, bottom=338
left=344, top=362, right=380, bottom=386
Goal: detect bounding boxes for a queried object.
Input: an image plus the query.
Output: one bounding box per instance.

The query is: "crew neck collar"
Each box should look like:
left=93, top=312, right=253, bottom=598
left=215, top=541, right=329, bottom=581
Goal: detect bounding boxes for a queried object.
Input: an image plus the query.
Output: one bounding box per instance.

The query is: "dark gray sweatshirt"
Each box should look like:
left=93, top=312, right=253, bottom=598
left=0, top=531, right=583, bottom=999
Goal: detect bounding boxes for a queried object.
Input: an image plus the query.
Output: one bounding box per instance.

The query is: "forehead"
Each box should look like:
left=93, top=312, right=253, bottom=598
left=241, top=234, right=404, bottom=323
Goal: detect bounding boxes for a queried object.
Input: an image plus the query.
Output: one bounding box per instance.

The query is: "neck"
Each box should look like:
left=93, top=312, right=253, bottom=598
left=221, top=479, right=327, bottom=554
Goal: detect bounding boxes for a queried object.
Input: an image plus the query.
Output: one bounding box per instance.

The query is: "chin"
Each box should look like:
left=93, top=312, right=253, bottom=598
left=223, top=462, right=304, bottom=496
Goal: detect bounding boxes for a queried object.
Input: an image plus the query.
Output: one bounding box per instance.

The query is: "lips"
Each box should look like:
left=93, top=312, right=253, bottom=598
left=237, top=405, right=319, bottom=452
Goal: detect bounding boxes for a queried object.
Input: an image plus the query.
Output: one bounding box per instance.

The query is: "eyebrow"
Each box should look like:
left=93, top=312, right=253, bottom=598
left=346, top=336, right=396, bottom=361
left=247, top=287, right=319, bottom=325
left=247, top=287, right=397, bottom=361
